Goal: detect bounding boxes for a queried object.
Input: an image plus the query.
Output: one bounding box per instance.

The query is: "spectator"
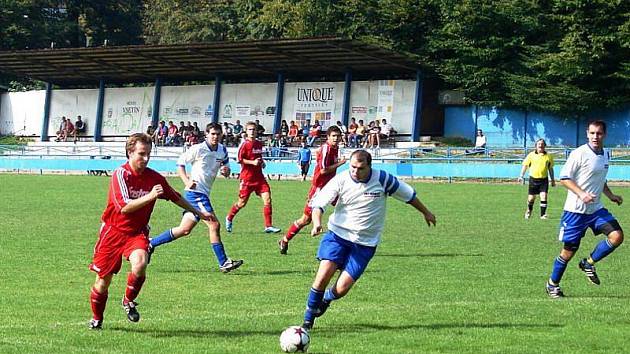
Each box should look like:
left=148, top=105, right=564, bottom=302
left=466, top=129, right=487, bottom=154
left=348, top=118, right=358, bottom=147
left=255, top=119, right=265, bottom=138
left=365, top=120, right=381, bottom=148
left=73, top=115, right=86, bottom=143
left=166, top=121, right=179, bottom=146
left=64, top=119, right=75, bottom=142
left=288, top=120, right=299, bottom=145
left=268, top=133, right=286, bottom=158
left=55, top=116, right=68, bottom=142
left=380, top=119, right=396, bottom=142
left=355, top=120, right=366, bottom=148
left=146, top=125, right=155, bottom=137
left=335, top=120, right=348, bottom=146
left=281, top=120, right=289, bottom=137
left=297, top=142, right=312, bottom=181
left=233, top=119, right=243, bottom=137
left=222, top=122, right=234, bottom=146
left=182, top=121, right=193, bottom=143
left=178, top=121, right=186, bottom=144
left=307, top=120, right=322, bottom=147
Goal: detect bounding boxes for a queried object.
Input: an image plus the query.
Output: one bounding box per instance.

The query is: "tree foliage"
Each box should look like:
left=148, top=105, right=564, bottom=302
left=1, top=0, right=628, bottom=115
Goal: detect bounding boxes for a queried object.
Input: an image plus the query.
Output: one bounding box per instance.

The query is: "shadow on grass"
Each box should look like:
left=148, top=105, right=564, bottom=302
left=321, top=322, right=563, bottom=332
left=230, top=269, right=311, bottom=276
left=109, top=327, right=279, bottom=337
left=378, top=253, right=484, bottom=258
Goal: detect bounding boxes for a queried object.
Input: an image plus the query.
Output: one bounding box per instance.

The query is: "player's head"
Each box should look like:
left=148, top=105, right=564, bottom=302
left=535, top=139, right=547, bottom=153
left=326, top=125, right=342, bottom=146
left=206, top=122, right=223, bottom=146
left=349, top=150, right=372, bottom=182
left=126, top=133, right=153, bottom=172
left=587, top=120, right=606, bottom=149
left=245, top=121, right=257, bottom=139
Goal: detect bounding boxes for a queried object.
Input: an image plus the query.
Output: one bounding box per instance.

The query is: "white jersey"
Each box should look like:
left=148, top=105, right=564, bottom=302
left=176, top=142, right=229, bottom=196
left=311, top=169, right=416, bottom=247
left=560, top=144, right=610, bottom=214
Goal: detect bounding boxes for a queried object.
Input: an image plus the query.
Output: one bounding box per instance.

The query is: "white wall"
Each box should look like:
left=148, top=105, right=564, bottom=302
left=0, top=91, right=45, bottom=136
left=160, top=84, right=214, bottom=127
left=48, top=89, right=99, bottom=137
left=102, top=86, right=155, bottom=136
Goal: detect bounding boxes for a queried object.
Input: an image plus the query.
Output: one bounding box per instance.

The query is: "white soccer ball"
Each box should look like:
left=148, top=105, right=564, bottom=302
left=279, top=326, right=310, bottom=353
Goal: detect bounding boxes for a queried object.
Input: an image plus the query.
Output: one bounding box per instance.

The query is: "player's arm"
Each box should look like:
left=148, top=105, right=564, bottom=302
left=120, top=184, right=164, bottom=214
left=548, top=161, right=556, bottom=186
left=311, top=207, right=324, bottom=236
left=321, top=156, right=347, bottom=175
left=408, top=196, right=436, bottom=227
left=603, top=182, right=623, bottom=206
left=559, top=152, right=593, bottom=202
left=388, top=175, right=436, bottom=227
left=560, top=178, right=596, bottom=204
left=309, top=177, right=341, bottom=236
left=518, top=164, right=527, bottom=182
left=177, top=165, right=196, bottom=189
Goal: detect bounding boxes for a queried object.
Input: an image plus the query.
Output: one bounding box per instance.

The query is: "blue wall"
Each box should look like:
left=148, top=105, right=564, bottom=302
left=445, top=106, right=630, bottom=148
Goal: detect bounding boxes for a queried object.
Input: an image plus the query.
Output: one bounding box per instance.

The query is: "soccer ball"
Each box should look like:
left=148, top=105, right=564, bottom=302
left=279, top=326, right=310, bottom=353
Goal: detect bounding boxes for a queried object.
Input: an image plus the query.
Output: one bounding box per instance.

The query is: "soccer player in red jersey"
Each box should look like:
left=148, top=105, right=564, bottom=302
left=278, top=125, right=347, bottom=254
left=88, top=133, right=212, bottom=330
left=225, top=121, right=281, bottom=233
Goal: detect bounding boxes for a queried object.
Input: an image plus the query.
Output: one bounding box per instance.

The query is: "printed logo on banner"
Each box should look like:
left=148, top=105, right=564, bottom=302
left=205, top=104, right=213, bottom=117
left=191, top=106, right=202, bottom=117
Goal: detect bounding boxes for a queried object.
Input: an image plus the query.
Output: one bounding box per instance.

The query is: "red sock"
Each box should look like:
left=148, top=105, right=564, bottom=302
left=227, top=204, right=241, bottom=221
left=90, top=287, right=108, bottom=321
left=124, top=273, right=146, bottom=303
left=263, top=204, right=273, bottom=227
left=285, top=221, right=303, bottom=241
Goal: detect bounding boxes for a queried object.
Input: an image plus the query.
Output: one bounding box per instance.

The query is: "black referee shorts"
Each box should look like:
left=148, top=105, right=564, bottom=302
left=528, top=177, right=549, bottom=195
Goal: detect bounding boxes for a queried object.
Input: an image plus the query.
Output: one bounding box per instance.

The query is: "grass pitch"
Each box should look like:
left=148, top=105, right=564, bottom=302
left=0, top=174, right=629, bottom=353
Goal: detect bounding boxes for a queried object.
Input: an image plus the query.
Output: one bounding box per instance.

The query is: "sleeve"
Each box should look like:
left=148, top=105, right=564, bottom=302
left=237, top=142, right=248, bottom=163
left=157, top=173, right=181, bottom=202
left=110, top=168, right=131, bottom=211
left=559, top=150, right=580, bottom=180
left=378, top=170, right=415, bottom=202
left=310, top=175, right=341, bottom=211
left=320, top=145, right=330, bottom=168
left=522, top=153, right=531, bottom=166
left=176, top=145, right=196, bottom=166
left=548, top=154, right=554, bottom=168
left=221, top=145, right=229, bottom=165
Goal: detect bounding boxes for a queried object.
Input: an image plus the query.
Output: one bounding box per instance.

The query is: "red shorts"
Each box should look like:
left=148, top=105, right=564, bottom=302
left=89, top=223, right=149, bottom=277
left=238, top=181, right=271, bottom=199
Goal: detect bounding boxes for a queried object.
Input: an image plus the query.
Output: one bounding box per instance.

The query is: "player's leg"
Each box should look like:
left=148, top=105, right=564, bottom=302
left=579, top=210, right=624, bottom=285
left=280, top=212, right=311, bottom=254
left=525, top=194, right=535, bottom=219
left=203, top=214, right=244, bottom=273
left=539, top=192, right=548, bottom=218
left=89, top=274, right=113, bottom=329
left=151, top=215, right=197, bottom=249
left=547, top=211, right=585, bottom=298
left=121, top=238, right=149, bottom=322
left=226, top=185, right=251, bottom=232
left=260, top=188, right=281, bottom=233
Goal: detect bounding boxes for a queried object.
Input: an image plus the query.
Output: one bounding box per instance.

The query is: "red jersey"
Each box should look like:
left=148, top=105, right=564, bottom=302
left=237, top=139, right=266, bottom=184
left=101, top=162, right=180, bottom=234
left=311, top=142, right=340, bottom=190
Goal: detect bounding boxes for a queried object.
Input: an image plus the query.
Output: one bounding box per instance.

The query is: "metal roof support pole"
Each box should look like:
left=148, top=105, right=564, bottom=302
left=575, top=117, right=580, bottom=147
left=94, top=80, right=105, bottom=142
left=40, top=82, right=53, bottom=141
left=151, top=78, right=162, bottom=129
left=273, top=72, right=285, bottom=134
left=212, top=74, right=222, bottom=124
left=523, top=110, right=528, bottom=150
left=342, top=68, right=352, bottom=127
left=411, top=70, right=424, bottom=142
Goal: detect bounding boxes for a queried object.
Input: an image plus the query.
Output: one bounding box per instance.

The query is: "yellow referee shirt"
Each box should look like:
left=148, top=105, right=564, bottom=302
left=523, top=152, right=554, bottom=178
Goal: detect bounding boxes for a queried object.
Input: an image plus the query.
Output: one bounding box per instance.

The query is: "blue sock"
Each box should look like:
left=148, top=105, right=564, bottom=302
left=590, top=239, right=617, bottom=262
left=550, top=255, right=568, bottom=284
left=324, top=288, right=339, bottom=302
left=212, top=243, right=228, bottom=266
left=150, top=229, right=174, bottom=248
left=304, top=288, right=324, bottom=323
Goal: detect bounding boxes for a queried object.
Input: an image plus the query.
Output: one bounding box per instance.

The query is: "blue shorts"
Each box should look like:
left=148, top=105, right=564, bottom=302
left=558, top=208, right=619, bottom=244
left=317, top=231, right=376, bottom=281
left=184, top=191, right=214, bottom=222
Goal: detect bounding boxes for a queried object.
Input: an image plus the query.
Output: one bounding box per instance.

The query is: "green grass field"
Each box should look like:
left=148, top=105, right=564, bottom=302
left=1, top=174, right=629, bottom=353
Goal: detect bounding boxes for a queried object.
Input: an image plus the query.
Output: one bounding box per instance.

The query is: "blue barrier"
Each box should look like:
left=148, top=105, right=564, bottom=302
left=2, top=157, right=630, bottom=181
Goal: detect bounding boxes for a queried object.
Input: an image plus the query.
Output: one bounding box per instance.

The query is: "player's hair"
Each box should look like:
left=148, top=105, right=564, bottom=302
left=351, top=149, right=372, bottom=166
left=125, top=133, right=152, bottom=158
left=587, top=120, right=607, bottom=133
left=245, top=121, right=257, bottom=129
left=536, top=138, right=546, bottom=147
left=327, top=125, right=342, bottom=136
left=206, top=122, right=222, bottom=133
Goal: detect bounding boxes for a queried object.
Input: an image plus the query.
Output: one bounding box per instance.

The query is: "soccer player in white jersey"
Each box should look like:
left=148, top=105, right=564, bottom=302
left=298, top=150, right=436, bottom=330
left=149, top=123, right=243, bottom=273
left=546, top=120, right=624, bottom=298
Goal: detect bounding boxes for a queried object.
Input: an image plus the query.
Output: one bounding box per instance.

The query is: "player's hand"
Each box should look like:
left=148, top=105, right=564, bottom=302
left=517, top=176, right=524, bottom=183
left=220, top=165, right=231, bottom=177
left=198, top=211, right=215, bottom=222
left=186, top=180, right=197, bottom=190
left=311, top=225, right=323, bottom=237
left=150, top=184, right=164, bottom=199
left=579, top=192, right=597, bottom=204
left=551, top=180, right=556, bottom=187
left=423, top=212, right=436, bottom=227
left=610, top=194, right=623, bottom=206
left=338, top=156, right=347, bottom=165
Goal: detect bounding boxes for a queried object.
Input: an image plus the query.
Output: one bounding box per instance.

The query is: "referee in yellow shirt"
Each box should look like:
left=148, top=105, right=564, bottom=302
left=519, top=139, right=555, bottom=219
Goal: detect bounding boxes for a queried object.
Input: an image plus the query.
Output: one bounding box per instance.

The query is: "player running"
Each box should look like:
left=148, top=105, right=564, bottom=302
left=545, top=120, right=624, bottom=298
left=148, top=123, right=243, bottom=273
left=88, top=133, right=212, bottom=330
left=225, top=121, right=281, bottom=233
left=279, top=126, right=347, bottom=254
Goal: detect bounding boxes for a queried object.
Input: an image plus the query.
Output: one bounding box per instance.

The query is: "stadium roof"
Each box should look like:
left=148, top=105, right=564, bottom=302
left=0, top=37, right=422, bottom=86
